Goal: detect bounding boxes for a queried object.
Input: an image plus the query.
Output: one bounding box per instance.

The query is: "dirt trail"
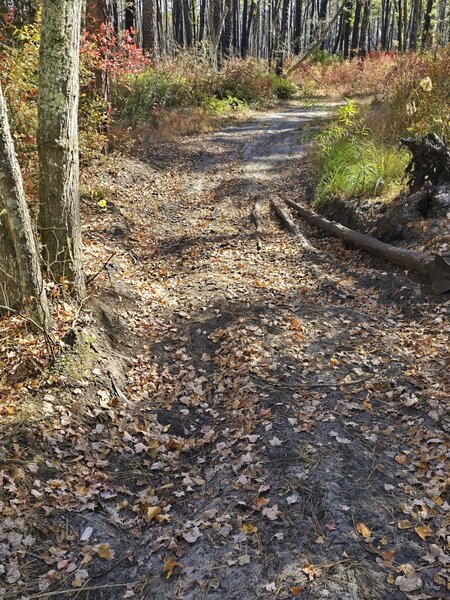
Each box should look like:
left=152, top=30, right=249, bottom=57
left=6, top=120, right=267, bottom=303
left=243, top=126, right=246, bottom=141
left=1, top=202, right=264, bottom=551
left=2, top=104, right=448, bottom=600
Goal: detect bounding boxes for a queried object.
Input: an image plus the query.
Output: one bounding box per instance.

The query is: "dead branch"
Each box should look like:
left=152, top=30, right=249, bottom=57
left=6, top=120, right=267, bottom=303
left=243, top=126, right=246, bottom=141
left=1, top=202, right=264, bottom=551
left=285, top=198, right=450, bottom=293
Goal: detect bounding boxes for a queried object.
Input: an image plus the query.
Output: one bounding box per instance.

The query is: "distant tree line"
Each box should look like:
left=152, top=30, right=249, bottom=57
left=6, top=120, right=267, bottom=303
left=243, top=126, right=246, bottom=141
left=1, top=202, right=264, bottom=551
left=2, top=0, right=448, bottom=64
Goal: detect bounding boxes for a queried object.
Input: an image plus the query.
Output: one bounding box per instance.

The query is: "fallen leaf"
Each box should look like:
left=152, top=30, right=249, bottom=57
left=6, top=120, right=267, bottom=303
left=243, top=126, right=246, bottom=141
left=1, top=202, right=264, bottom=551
left=414, top=524, right=432, bottom=540
left=356, top=522, right=371, bottom=538
left=92, top=543, right=114, bottom=559
left=395, top=564, right=422, bottom=593
left=290, top=586, right=303, bottom=596
left=262, top=504, right=280, bottom=521
left=394, top=454, right=407, bottom=465
left=183, top=527, right=202, bottom=543
left=303, top=563, right=323, bottom=580
left=242, top=523, right=258, bottom=534
left=163, top=558, right=183, bottom=579
left=145, top=506, right=162, bottom=523
left=80, top=526, right=93, bottom=541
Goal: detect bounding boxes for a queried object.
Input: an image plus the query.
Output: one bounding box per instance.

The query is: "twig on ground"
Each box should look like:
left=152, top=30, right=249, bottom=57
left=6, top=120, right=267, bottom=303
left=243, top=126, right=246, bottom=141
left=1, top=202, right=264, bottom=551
left=86, top=252, right=116, bottom=285
left=251, top=372, right=373, bottom=389
left=23, top=581, right=139, bottom=599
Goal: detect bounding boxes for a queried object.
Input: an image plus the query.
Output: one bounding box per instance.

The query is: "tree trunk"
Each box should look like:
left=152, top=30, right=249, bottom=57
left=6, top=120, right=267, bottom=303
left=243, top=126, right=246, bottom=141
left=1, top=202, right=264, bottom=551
left=0, top=84, right=51, bottom=329
left=241, top=0, right=250, bottom=55
left=358, top=0, right=370, bottom=56
left=143, top=0, right=159, bottom=53
left=275, top=0, right=289, bottom=73
left=183, top=0, right=194, bottom=46
left=421, top=0, right=433, bottom=47
left=293, top=0, right=303, bottom=53
left=409, top=0, right=421, bottom=48
left=222, top=0, right=233, bottom=55
left=350, top=0, right=362, bottom=55
left=125, top=0, right=135, bottom=30
left=342, top=0, right=352, bottom=56
left=38, top=0, right=85, bottom=299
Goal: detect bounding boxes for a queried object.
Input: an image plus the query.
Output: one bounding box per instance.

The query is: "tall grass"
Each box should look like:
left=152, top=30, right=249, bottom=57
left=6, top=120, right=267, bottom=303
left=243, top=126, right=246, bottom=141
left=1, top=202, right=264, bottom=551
left=314, top=136, right=408, bottom=205
left=312, top=99, right=408, bottom=206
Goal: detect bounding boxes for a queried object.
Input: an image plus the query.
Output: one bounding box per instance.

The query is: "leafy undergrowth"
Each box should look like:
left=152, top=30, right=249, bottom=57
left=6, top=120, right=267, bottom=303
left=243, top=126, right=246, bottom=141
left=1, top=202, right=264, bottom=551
left=1, top=104, right=449, bottom=600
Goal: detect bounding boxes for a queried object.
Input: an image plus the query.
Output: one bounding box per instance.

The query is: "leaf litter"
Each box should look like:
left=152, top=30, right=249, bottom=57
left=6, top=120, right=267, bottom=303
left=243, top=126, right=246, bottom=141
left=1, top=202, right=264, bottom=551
left=0, top=104, right=449, bottom=599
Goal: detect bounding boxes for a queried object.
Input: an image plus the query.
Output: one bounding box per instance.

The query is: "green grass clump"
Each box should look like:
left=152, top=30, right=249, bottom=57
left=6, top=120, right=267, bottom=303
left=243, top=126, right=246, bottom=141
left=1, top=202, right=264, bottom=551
left=314, top=136, right=408, bottom=206
left=203, top=95, right=247, bottom=115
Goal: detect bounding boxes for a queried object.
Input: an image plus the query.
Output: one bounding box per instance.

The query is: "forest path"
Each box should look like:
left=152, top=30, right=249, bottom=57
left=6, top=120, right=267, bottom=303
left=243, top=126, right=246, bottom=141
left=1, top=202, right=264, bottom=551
left=6, top=103, right=447, bottom=600
left=81, top=102, right=447, bottom=599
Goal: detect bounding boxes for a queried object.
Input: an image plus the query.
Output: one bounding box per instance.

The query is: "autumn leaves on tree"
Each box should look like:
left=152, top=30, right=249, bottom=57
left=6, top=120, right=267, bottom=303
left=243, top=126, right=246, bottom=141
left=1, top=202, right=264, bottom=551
left=0, top=0, right=84, bottom=328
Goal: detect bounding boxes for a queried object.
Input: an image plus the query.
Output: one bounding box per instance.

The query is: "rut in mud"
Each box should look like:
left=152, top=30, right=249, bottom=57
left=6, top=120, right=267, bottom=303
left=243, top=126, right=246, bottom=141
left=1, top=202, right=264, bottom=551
left=2, top=104, right=448, bottom=600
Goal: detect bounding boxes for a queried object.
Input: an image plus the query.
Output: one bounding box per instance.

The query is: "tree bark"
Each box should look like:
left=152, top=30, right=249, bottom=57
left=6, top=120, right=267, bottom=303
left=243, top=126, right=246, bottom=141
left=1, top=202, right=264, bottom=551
left=143, top=0, right=159, bottom=53
left=293, top=0, right=303, bottom=53
left=275, top=0, right=289, bottom=73
left=421, top=0, right=433, bottom=47
left=358, top=0, right=370, bottom=56
left=38, top=0, right=85, bottom=299
left=285, top=198, right=450, bottom=294
left=350, top=0, right=362, bottom=55
left=0, top=84, right=51, bottom=329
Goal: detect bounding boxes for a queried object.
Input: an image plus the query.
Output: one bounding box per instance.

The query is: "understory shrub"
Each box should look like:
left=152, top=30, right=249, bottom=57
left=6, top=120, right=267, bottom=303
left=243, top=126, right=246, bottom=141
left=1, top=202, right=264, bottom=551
left=113, top=57, right=297, bottom=126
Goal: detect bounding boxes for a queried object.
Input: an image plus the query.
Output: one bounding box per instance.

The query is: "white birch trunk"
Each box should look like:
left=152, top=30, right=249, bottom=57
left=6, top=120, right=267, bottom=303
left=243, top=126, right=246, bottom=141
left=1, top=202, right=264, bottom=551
left=0, top=84, right=51, bottom=330
left=38, top=0, right=85, bottom=299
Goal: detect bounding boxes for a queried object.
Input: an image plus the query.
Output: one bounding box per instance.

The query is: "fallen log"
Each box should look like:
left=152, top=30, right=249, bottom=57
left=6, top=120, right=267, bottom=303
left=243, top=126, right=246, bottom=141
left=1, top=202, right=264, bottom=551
left=271, top=197, right=317, bottom=252
left=252, top=198, right=264, bottom=250
left=285, top=198, right=450, bottom=294
left=271, top=197, right=298, bottom=235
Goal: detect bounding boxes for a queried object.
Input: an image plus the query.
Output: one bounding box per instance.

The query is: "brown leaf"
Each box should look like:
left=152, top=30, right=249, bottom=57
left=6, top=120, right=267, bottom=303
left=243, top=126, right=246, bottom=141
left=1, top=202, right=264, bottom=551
left=414, top=524, right=432, bottom=540
left=242, top=523, right=258, bottom=534
left=145, top=506, right=162, bottom=523
left=92, top=543, right=114, bottom=559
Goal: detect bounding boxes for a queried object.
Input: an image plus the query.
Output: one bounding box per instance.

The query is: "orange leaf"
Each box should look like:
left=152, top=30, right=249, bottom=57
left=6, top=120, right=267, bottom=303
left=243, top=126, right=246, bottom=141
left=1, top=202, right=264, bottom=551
left=163, top=558, right=183, bottom=579
left=356, top=522, right=371, bottom=538
left=394, top=454, right=407, bottom=464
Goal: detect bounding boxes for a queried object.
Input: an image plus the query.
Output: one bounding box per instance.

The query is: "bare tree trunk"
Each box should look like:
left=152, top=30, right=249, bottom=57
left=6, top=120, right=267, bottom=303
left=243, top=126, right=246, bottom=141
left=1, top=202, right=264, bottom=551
left=275, top=0, right=289, bottom=73
left=143, top=0, right=159, bottom=53
left=293, top=0, right=303, bottom=53
left=350, top=0, right=362, bottom=55
left=358, top=0, right=370, bottom=55
left=0, top=84, right=51, bottom=329
left=38, top=0, right=85, bottom=299
left=421, top=0, right=433, bottom=47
